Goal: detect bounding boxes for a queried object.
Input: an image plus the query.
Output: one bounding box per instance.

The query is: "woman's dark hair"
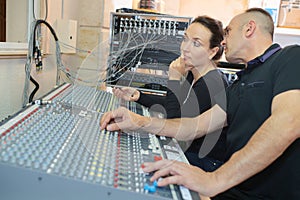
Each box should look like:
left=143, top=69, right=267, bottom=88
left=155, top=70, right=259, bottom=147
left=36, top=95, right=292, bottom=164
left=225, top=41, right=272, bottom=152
left=191, top=16, right=224, bottom=60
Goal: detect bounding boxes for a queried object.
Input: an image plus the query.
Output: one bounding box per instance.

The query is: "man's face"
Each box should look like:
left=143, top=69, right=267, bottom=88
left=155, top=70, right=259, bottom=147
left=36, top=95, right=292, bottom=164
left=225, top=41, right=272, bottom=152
left=222, top=17, right=244, bottom=63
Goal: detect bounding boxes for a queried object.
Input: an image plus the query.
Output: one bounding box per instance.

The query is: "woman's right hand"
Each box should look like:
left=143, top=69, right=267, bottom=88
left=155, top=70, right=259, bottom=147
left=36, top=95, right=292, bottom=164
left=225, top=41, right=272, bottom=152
left=112, top=87, right=140, bottom=102
left=169, top=56, right=188, bottom=80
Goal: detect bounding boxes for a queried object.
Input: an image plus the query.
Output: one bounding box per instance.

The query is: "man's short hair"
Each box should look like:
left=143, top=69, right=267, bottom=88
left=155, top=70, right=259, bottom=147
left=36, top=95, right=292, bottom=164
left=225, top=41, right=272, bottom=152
left=245, top=7, right=274, bottom=37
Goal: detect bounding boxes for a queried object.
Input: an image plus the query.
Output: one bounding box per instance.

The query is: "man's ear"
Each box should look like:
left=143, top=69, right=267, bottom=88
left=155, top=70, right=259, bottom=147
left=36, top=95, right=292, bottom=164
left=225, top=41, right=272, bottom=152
left=245, top=20, right=256, bottom=38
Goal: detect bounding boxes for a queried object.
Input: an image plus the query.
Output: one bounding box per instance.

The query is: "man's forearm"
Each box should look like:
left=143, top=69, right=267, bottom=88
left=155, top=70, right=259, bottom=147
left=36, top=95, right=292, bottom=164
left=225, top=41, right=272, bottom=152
left=140, top=115, right=202, bottom=139
left=211, top=99, right=300, bottom=196
left=141, top=105, right=227, bottom=140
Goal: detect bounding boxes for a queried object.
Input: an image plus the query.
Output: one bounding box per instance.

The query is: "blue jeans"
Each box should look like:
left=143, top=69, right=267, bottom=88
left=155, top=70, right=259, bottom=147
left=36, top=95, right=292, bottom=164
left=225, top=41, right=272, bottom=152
left=185, top=152, right=223, bottom=172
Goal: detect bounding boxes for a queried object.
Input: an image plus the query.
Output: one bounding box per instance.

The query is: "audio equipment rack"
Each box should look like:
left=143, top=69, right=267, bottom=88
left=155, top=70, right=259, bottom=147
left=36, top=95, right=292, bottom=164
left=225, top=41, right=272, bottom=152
left=106, top=12, right=192, bottom=94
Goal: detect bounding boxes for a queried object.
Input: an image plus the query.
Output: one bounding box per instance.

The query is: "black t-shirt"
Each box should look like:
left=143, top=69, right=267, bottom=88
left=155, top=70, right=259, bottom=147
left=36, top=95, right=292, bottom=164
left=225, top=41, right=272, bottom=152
left=136, top=92, right=166, bottom=114
left=218, top=44, right=300, bottom=199
left=137, top=69, right=228, bottom=162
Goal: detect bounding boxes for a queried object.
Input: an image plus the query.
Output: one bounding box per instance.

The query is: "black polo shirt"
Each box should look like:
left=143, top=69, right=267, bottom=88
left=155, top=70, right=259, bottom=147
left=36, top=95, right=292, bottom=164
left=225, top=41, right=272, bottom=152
left=217, top=44, right=300, bottom=199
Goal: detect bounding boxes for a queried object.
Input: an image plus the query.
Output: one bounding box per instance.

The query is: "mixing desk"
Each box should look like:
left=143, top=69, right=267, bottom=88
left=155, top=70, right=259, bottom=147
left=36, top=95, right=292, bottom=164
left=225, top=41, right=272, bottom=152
left=0, top=83, right=200, bottom=200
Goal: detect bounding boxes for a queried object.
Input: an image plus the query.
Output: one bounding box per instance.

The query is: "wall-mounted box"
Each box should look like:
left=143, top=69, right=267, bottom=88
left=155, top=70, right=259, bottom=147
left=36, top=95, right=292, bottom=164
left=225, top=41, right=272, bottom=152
left=54, top=19, right=78, bottom=54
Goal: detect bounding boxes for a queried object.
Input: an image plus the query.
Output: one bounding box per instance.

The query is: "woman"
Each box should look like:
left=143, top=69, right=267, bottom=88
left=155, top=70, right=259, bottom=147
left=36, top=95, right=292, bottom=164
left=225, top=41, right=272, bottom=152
left=113, top=15, right=228, bottom=172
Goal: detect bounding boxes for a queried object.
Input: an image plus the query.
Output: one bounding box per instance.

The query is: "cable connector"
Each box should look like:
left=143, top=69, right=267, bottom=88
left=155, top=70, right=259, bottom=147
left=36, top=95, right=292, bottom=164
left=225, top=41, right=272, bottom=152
left=27, top=99, right=52, bottom=106
left=34, top=46, right=43, bottom=71
left=34, top=99, right=52, bottom=105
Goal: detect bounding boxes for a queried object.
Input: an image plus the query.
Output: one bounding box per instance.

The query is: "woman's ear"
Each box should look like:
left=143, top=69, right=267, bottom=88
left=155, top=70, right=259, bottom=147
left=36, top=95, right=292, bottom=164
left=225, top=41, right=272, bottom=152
left=209, top=46, right=219, bottom=60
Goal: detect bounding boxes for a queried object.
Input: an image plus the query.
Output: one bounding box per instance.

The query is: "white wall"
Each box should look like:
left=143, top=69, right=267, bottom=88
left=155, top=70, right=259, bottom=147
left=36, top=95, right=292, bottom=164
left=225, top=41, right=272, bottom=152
left=0, top=56, right=57, bottom=120
left=6, top=0, right=27, bottom=42
left=178, top=0, right=248, bottom=26
left=274, top=29, right=300, bottom=46
left=0, top=58, right=26, bottom=120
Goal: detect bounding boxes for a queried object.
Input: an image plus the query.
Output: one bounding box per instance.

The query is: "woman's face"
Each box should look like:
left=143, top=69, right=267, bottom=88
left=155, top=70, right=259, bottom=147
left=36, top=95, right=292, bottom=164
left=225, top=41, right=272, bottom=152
left=181, top=23, right=215, bottom=70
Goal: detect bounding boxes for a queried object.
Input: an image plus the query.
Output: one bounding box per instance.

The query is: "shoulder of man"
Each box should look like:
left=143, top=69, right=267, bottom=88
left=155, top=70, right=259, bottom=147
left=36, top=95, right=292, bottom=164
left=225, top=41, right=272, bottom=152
left=280, top=44, right=300, bottom=54
left=269, top=44, right=300, bottom=62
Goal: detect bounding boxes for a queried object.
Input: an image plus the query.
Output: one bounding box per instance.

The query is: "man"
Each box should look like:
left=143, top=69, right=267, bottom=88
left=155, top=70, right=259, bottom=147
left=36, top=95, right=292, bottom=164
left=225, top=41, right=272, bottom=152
left=100, top=8, right=300, bottom=199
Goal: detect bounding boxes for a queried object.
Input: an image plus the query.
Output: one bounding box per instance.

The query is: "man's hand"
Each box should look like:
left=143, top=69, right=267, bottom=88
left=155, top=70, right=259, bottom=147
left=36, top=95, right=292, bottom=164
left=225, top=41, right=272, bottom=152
left=100, top=107, right=150, bottom=131
left=142, top=159, right=219, bottom=197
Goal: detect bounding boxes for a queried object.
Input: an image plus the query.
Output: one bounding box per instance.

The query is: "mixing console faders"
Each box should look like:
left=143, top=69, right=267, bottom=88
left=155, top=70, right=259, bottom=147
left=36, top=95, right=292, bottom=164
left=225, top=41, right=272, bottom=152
left=0, top=83, right=199, bottom=200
